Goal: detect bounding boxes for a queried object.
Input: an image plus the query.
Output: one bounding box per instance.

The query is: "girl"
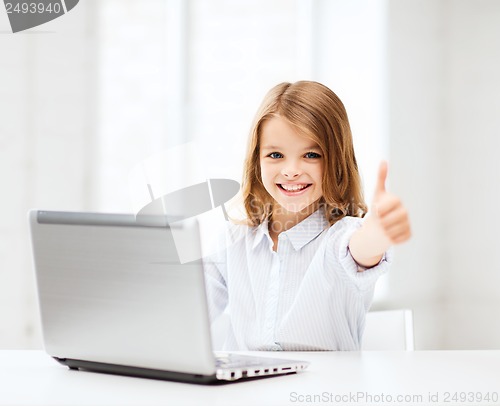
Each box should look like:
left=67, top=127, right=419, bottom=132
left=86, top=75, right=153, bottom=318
left=204, top=81, right=411, bottom=351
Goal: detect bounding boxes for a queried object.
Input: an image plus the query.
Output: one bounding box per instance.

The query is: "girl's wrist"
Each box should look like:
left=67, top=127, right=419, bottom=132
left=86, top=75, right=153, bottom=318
left=348, top=217, right=391, bottom=266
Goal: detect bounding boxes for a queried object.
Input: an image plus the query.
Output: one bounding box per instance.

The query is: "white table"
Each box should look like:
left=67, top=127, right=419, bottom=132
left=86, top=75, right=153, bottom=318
left=1, top=350, right=499, bottom=406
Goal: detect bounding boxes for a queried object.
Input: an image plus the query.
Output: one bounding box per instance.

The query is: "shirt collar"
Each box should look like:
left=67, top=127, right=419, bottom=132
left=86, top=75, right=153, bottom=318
left=251, top=209, right=329, bottom=251
left=252, top=217, right=272, bottom=250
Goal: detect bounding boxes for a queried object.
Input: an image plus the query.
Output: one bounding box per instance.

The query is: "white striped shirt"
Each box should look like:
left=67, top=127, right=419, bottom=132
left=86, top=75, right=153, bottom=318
left=203, top=209, right=393, bottom=351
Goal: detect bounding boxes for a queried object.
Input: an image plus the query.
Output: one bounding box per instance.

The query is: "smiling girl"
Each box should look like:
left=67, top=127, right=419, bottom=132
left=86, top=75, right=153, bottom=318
left=203, top=81, right=411, bottom=351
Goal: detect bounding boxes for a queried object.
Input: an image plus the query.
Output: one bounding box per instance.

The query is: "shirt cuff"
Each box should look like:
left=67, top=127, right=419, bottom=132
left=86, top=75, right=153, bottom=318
left=349, top=248, right=386, bottom=272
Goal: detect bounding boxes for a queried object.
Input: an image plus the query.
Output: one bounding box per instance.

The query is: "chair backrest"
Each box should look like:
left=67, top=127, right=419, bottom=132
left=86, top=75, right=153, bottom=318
left=362, top=309, right=415, bottom=351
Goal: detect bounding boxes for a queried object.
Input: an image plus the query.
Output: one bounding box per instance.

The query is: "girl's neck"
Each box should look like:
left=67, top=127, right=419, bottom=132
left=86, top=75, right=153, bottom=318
left=269, top=201, right=319, bottom=235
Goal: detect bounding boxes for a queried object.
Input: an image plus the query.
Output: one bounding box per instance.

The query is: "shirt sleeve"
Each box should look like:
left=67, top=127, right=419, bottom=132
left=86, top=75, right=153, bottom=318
left=325, top=216, right=394, bottom=292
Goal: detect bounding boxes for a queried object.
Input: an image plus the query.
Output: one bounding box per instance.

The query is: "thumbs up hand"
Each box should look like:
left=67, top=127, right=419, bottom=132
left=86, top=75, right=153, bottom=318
left=349, top=161, right=411, bottom=269
left=371, top=161, right=411, bottom=246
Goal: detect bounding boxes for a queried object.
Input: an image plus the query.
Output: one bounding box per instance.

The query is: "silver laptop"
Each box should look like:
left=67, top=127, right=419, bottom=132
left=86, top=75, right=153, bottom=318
left=28, top=210, right=309, bottom=384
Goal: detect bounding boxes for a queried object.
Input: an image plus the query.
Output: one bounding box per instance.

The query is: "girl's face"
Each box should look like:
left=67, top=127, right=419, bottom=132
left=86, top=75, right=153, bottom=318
left=259, top=115, right=324, bottom=215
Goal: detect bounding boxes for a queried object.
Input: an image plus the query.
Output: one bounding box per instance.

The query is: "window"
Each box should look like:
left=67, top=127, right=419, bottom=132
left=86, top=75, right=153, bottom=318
left=97, top=0, right=389, bottom=298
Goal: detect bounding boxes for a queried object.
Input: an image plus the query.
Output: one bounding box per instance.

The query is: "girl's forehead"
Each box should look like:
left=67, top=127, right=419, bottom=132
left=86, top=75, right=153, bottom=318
left=260, top=117, right=319, bottom=149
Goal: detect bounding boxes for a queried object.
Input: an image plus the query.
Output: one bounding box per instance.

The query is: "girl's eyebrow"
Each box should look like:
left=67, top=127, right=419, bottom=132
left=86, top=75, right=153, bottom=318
left=303, top=145, right=321, bottom=150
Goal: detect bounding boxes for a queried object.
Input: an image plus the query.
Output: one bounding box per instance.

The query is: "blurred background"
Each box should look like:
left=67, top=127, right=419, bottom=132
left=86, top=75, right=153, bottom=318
left=1, top=0, right=499, bottom=350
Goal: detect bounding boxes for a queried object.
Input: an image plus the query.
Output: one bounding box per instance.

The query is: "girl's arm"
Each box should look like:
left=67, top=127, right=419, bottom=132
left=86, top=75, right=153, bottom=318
left=348, top=161, right=411, bottom=269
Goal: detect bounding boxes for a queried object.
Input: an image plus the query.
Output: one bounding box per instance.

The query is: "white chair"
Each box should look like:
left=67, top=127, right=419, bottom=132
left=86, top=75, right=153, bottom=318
left=362, top=309, right=415, bottom=351
left=211, top=308, right=415, bottom=351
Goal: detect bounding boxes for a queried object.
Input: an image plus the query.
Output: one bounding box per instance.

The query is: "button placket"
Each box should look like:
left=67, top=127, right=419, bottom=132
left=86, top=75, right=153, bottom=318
left=263, top=248, right=281, bottom=344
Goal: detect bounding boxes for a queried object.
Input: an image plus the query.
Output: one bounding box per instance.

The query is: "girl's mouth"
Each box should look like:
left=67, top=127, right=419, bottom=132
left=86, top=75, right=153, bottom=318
left=277, top=183, right=312, bottom=196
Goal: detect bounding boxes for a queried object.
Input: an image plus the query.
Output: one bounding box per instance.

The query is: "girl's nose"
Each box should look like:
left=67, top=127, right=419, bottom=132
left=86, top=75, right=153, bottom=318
left=281, top=163, right=301, bottom=178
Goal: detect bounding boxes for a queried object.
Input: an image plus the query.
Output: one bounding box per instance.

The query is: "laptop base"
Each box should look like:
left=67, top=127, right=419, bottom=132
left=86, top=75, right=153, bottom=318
left=54, top=357, right=295, bottom=385
left=54, top=357, right=221, bottom=385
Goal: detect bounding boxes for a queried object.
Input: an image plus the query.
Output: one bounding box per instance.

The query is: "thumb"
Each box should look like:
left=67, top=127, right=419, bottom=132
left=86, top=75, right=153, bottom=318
left=374, top=160, right=388, bottom=196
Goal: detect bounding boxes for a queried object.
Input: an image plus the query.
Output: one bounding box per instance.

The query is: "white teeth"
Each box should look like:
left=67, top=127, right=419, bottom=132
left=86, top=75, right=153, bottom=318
left=281, top=184, right=308, bottom=191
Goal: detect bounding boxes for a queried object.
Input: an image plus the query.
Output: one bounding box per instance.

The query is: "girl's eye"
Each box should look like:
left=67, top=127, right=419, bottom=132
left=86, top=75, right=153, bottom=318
left=305, top=151, right=321, bottom=159
left=268, top=152, right=283, bottom=159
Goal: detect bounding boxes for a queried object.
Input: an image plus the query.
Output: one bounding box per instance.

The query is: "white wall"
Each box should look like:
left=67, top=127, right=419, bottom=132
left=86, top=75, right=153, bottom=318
left=443, top=0, right=500, bottom=349
left=386, top=0, right=500, bottom=349
left=0, top=1, right=98, bottom=348
left=385, top=0, right=447, bottom=350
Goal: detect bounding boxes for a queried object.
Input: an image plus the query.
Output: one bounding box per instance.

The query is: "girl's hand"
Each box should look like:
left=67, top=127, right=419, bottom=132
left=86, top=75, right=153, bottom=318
left=348, top=161, right=411, bottom=268
left=370, top=161, right=412, bottom=246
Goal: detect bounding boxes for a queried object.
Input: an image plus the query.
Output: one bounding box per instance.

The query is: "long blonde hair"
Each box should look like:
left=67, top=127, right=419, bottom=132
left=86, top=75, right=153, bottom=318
left=241, top=81, right=367, bottom=226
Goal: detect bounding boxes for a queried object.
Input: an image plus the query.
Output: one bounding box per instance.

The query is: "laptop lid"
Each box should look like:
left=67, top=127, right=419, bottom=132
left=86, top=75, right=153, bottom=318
left=29, top=210, right=216, bottom=376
